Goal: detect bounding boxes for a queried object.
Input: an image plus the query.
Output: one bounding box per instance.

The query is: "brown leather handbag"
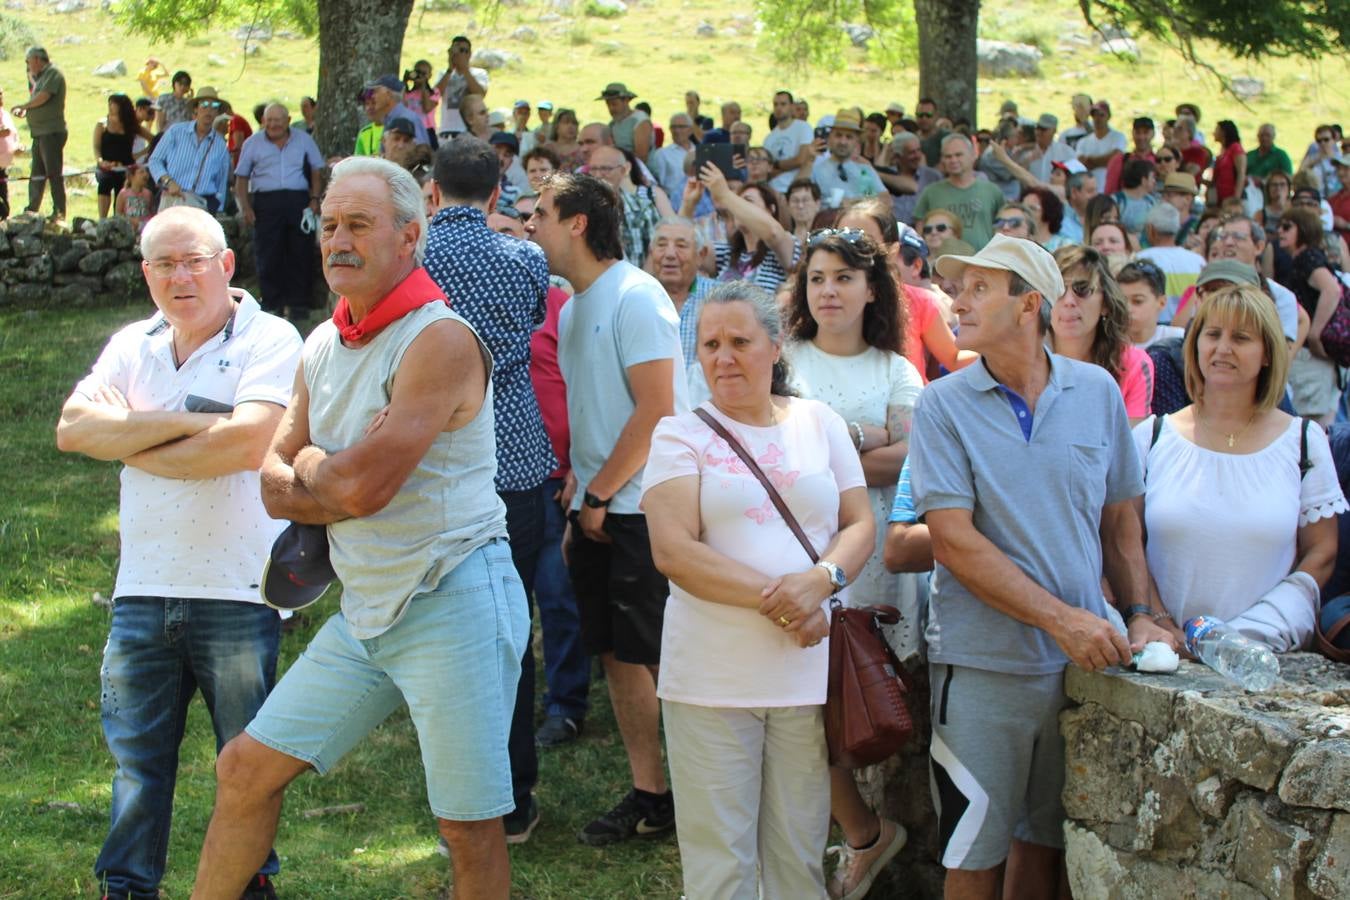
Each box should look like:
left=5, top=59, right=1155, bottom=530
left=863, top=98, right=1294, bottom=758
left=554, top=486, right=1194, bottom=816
left=694, top=408, right=914, bottom=768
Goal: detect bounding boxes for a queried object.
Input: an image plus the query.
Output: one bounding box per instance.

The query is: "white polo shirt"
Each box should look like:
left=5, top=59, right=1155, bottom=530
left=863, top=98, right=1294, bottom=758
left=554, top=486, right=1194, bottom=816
left=72, top=290, right=302, bottom=603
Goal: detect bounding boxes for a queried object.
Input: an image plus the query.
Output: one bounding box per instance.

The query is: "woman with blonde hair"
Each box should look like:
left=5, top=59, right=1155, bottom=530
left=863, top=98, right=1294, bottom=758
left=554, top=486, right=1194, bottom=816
left=1134, top=285, right=1345, bottom=650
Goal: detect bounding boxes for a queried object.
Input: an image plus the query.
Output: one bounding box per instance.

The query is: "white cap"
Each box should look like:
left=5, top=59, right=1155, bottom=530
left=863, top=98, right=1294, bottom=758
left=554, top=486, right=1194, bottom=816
left=933, top=234, right=1065, bottom=307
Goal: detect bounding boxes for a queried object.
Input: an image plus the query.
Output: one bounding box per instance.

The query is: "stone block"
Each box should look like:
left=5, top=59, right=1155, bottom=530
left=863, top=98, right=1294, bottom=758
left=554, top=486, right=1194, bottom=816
left=1231, top=796, right=1316, bottom=900
left=510, top=25, right=537, bottom=42
left=94, top=217, right=135, bottom=250
left=92, top=59, right=125, bottom=78
left=1065, top=822, right=1264, bottom=900
left=1065, top=666, right=1189, bottom=739
left=9, top=283, right=48, bottom=305
left=1062, top=703, right=1145, bottom=824
left=11, top=233, right=43, bottom=257
left=52, top=274, right=102, bottom=292
left=1309, top=813, right=1350, bottom=899
left=696, top=21, right=715, bottom=37
left=1193, top=775, right=1239, bottom=820
left=46, top=233, right=72, bottom=257
left=16, top=255, right=53, bottom=282
left=103, top=260, right=144, bottom=294
left=5, top=214, right=44, bottom=237
left=77, top=248, right=119, bottom=275
left=470, top=48, right=520, bottom=69
left=0, top=231, right=11, bottom=257
left=52, top=282, right=94, bottom=307
left=1279, top=739, right=1350, bottom=812
left=976, top=39, right=1042, bottom=78
left=1175, top=693, right=1300, bottom=790
left=843, top=23, right=874, bottom=47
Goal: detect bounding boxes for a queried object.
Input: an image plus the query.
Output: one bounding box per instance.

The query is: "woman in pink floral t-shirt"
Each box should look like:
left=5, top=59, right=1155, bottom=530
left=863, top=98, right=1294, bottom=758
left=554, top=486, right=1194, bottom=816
left=642, top=281, right=873, bottom=900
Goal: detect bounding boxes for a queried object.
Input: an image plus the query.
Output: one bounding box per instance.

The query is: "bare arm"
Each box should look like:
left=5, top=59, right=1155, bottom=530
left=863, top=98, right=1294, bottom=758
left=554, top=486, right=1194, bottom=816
left=1101, top=497, right=1177, bottom=651
left=860, top=403, right=910, bottom=488
left=19, top=90, right=52, bottom=113
left=1078, top=149, right=1121, bottom=170
left=877, top=169, right=918, bottom=196
left=652, top=184, right=675, bottom=218
left=1295, top=515, right=1338, bottom=587
left=56, top=388, right=221, bottom=460
left=290, top=319, right=488, bottom=520
left=1306, top=265, right=1341, bottom=354
left=575, top=357, right=676, bottom=541
left=643, top=474, right=773, bottom=607
left=122, top=400, right=284, bottom=480
left=758, top=485, right=875, bottom=625
left=927, top=507, right=1132, bottom=670
left=699, top=162, right=796, bottom=275
left=922, top=313, right=979, bottom=371
left=633, top=119, right=652, bottom=162
left=1233, top=152, right=1247, bottom=196
left=462, top=68, right=485, bottom=96
left=92, top=122, right=104, bottom=162
left=989, top=141, right=1050, bottom=190
left=883, top=521, right=933, bottom=573
left=234, top=173, right=254, bottom=226
left=259, top=366, right=347, bottom=524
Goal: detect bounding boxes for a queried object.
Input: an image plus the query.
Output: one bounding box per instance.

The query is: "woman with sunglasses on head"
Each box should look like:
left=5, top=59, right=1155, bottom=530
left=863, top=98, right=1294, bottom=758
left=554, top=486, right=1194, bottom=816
left=641, top=281, right=874, bottom=900
left=1276, top=206, right=1344, bottom=424
left=919, top=208, right=961, bottom=251
left=838, top=197, right=978, bottom=382
left=1051, top=245, right=1155, bottom=424
left=1133, top=284, right=1344, bottom=653
left=684, top=161, right=799, bottom=294
left=784, top=228, right=919, bottom=900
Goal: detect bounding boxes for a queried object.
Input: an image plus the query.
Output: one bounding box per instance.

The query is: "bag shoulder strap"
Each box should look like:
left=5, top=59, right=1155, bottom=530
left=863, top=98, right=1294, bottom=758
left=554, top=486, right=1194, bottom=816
left=1300, top=416, right=1313, bottom=480
left=1151, top=413, right=1165, bottom=449
left=693, top=406, right=819, bottom=564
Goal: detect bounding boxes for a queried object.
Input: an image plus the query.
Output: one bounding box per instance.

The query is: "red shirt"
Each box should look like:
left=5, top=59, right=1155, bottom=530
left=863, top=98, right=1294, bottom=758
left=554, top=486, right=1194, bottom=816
left=227, top=114, right=253, bottom=167
left=529, top=286, right=571, bottom=479
left=1213, top=142, right=1245, bottom=201
left=1104, top=150, right=1156, bottom=195
left=1180, top=142, right=1212, bottom=176
left=900, top=283, right=940, bottom=384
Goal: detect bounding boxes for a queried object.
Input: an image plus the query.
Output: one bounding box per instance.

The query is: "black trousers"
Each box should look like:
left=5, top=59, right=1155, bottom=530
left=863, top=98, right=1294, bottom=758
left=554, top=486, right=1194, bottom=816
left=252, top=189, right=314, bottom=312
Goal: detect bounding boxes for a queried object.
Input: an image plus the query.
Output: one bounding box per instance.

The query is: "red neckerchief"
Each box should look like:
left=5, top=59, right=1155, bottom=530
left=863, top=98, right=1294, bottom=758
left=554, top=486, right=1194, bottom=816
left=332, top=267, right=447, bottom=343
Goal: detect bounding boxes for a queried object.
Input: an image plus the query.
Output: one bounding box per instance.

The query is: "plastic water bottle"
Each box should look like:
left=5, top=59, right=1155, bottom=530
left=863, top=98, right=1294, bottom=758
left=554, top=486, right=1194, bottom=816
left=1183, top=616, right=1280, bottom=691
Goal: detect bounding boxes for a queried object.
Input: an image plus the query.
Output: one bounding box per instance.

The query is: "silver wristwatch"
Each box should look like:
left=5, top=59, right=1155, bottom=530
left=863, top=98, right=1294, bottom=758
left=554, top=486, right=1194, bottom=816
left=816, top=560, right=847, bottom=591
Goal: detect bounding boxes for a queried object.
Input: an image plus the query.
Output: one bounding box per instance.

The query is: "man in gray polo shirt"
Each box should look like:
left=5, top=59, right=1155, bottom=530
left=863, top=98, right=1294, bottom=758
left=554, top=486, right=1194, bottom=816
left=908, top=235, right=1175, bottom=898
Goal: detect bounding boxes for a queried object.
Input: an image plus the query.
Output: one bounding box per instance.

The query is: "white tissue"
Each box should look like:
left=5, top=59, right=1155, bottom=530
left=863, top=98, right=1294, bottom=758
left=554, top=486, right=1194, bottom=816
left=1133, top=641, right=1180, bottom=674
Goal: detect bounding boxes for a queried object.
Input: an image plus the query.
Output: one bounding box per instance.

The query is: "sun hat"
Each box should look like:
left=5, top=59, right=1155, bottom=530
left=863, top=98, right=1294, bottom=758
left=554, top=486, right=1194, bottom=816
left=933, top=233, right=1066, bottom=306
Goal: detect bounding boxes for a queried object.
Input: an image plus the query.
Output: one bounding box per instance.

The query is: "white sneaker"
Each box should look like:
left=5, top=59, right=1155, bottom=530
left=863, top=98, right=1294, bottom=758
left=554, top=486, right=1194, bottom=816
left=826, top=818, right=907, bottom=900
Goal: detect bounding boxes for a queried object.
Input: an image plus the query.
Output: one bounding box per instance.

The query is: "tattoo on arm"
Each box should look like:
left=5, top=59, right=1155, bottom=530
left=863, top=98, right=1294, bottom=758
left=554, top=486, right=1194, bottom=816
left=887, top=404, right=914, bottom=447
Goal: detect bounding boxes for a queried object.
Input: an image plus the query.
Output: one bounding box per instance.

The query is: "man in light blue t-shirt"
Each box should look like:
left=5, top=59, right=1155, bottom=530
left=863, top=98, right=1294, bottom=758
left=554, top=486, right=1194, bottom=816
left=908, top=235, right=1176, bottom=898
left=526, top=172, right=688, bottom=848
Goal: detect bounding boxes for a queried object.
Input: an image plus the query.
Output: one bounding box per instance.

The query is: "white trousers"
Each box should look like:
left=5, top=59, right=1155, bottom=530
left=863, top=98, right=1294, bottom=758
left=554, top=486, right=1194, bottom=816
left=663, top=700, right=830, bottom=900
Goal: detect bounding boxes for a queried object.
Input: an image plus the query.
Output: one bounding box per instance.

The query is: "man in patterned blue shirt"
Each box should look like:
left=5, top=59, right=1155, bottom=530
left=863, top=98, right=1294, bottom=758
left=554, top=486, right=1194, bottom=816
left=423, top=135, right=554, bottom=846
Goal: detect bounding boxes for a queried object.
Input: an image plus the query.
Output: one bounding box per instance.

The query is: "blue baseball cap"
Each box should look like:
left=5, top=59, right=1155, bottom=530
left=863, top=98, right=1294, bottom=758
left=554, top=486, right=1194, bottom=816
left=261, top=523, right=335, bottom=611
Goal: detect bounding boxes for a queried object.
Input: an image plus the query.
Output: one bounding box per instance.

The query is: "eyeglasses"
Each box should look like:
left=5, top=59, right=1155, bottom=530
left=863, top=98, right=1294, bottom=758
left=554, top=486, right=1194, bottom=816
left=806, top=227, right=867, bottom=248
left=1214, top=229, right=1249, bottom=243
left=922, top=222, right=951, bottom=235
left=144, top=250, right=223, bottom=278
left=916, top=111, right=934, bottom=119
left=1155, top=154, right=1176, bottom=163
left=747, top=154, right=771, bottom=163
left=588, top=164, right=625, bottom=174
left=198, top=100, right=223, bottom=109
left=994, top=216, right=1027, bottom=229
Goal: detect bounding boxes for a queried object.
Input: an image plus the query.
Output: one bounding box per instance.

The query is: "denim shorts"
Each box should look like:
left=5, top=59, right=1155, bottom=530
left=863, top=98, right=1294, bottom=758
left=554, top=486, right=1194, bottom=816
left=246, top=539, right=528, bottom=820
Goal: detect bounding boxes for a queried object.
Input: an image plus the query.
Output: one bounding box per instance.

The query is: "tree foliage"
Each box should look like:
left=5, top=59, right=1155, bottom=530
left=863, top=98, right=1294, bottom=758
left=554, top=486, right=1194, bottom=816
left=753, top=0, right=915, bottom=73
left=116, top=0, right=319, bottom=41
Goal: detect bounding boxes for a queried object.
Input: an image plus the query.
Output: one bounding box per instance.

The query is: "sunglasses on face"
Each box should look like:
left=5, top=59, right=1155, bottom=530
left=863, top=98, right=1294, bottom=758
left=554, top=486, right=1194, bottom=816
left=1066, top=280, right=1097, bottom=300
left=1156, top=154, right=1176, bottom=163
left=806, top=227, right=868, bottom=248
left=916, top=111, right=934, bottom=118
left=995, top=216, right=1027, bottom=229
left=1279, top=221, right=1296, bottom=231
left=922, top=222, right=950, bottom=235
left=199, top=100, right=222, bottom=109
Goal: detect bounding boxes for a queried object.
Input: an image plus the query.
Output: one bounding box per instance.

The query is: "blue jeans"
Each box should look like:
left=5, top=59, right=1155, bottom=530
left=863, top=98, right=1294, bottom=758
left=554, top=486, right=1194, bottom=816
left=95, top=597, right=280, bottom=899
left=501, top=487, right=544, bottom=818
left=535, top=477, right=591, bottom=720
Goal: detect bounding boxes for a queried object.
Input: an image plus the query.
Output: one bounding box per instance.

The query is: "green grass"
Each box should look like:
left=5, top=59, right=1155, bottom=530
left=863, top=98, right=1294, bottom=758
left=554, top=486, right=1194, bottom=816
left=3, top=0, right=1349, bottom=224
left=0, top=302, right=682, bottom=897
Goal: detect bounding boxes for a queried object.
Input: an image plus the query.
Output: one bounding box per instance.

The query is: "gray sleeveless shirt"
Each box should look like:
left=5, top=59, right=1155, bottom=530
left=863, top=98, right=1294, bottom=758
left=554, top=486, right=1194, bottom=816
left=304, top=302, right=507, bottom=639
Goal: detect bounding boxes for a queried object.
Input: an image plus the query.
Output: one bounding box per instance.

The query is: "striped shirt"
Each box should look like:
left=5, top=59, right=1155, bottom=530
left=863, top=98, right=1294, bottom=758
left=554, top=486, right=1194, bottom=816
left=714, top=236, right=801, bottom=294
left=676, top=275, right=718, bottom=364
left=148, top=122, right=231, bottom=210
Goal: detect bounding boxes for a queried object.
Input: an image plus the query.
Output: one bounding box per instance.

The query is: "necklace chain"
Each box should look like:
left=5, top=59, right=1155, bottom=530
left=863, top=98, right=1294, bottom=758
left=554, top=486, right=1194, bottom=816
left=1200, top=407, right=1257, bottom=449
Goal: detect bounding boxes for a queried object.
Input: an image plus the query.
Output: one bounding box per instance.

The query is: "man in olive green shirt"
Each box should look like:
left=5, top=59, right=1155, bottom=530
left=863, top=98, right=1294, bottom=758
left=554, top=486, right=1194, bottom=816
left=11, top=46, right=66, bottom=220
left=913, top=133, right=1006, bottom=250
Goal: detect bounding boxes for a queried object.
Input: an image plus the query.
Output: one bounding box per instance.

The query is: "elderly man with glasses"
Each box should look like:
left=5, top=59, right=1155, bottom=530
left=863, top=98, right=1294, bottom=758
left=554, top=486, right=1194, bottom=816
left=57, top=206, right=302, bottom=900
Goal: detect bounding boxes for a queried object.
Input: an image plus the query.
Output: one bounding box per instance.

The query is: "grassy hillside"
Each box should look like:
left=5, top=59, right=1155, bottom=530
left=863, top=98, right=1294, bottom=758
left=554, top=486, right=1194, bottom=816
left=4, top=0, right=1348, bottom=220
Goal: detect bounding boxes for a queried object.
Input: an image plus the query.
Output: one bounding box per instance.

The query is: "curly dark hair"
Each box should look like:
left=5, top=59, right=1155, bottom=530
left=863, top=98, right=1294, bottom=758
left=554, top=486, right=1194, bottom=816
left=728, top=182, right=781, bottom=273
left=1052, top=245, right=1131, bottom=381
left=1021, top=186, right=1064, bottom=235
left=788, top=231, right=905, bottom=354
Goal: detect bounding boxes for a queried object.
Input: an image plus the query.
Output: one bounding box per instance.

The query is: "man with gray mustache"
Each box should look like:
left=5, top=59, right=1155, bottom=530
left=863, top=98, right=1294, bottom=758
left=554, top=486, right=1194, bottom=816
left=191, top=156, right=528, bottom=900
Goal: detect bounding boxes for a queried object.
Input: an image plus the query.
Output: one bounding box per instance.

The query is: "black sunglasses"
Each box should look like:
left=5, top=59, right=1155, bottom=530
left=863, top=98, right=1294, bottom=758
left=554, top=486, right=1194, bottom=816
left=922, top=222, right=951, bottom=235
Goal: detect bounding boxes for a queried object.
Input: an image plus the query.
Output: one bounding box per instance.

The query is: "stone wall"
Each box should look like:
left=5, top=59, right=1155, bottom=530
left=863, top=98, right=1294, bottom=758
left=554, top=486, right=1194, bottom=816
left=0, top=211, right=261, bottom=309
left=1062, top=655, right=1350, bottom=900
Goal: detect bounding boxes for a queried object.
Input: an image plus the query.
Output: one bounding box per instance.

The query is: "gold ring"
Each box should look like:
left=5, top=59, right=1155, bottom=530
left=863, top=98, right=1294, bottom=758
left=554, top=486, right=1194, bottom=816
left=778, top=616, right=791, bottom=627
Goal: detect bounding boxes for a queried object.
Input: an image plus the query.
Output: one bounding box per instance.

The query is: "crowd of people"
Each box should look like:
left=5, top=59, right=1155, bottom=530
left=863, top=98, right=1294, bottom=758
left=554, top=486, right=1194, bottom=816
left=50, top=34, right=1350, bottom=900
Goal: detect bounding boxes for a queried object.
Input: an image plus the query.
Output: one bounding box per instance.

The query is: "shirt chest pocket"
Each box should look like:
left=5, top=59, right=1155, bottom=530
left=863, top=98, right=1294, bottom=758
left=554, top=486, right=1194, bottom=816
left=183, top=361, right=244, bottom=413
left=1068, top=442, right=1108, bottom=512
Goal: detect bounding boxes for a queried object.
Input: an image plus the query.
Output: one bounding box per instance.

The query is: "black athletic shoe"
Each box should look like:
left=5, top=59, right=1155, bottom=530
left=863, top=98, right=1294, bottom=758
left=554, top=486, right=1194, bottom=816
left=240, top=874, right=278, bottom=900
left=535, top=714, right=583, bottom=748
left=505, top=794, right=541, bottom=845
left=577, top=788, right=675, bottom=846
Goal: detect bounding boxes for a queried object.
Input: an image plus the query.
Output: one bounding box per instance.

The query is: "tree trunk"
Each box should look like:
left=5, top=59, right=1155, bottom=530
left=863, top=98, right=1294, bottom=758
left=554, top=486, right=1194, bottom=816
left=913, top=0, right=980, bottom=126
left=315, top=0, right=416, bottom=159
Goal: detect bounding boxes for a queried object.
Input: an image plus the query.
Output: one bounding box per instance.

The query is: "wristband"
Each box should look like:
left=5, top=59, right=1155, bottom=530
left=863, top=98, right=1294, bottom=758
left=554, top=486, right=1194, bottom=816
left=851, top=421, right=865, bottom=451
left=1121, top=603, right=1162, bottom=623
